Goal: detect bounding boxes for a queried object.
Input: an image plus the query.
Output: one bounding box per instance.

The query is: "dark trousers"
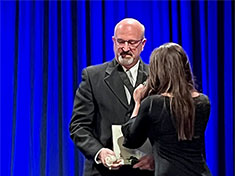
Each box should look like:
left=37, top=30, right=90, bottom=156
left=96, top=164, right=154, bottom=176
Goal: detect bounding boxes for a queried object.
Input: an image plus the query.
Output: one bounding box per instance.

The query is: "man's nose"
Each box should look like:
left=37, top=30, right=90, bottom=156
left=122, top=41, right=130, bottom=51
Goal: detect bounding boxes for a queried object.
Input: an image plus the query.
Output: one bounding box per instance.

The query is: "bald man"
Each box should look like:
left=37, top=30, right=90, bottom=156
left=70, top=18, right=154, bottom=176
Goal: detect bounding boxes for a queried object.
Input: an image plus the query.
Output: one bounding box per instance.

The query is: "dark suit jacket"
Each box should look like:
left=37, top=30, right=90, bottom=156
left=69, top=59, right=152, bottom=176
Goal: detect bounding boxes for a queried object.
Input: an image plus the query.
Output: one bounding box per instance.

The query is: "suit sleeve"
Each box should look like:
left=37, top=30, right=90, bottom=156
left=69, top=68, right=103, bottom=159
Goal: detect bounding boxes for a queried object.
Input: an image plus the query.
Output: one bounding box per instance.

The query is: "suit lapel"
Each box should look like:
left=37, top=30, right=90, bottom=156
left=104, top=59, right=149, bottom=110
left=104, top=60, right=129, bottom=109
left=135, top=60, right=148, bottom=88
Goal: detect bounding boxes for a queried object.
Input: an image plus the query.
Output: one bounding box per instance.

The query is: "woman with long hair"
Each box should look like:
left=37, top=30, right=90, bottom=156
left=122, top=42, right=212, bottom=176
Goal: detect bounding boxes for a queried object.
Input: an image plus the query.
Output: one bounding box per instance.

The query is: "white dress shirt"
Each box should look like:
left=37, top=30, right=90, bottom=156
left=122, top=60, right=139, bottom=104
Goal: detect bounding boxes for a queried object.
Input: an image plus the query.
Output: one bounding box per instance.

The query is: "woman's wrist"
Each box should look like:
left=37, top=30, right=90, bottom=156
left=131, top=102, right=141, bottom=118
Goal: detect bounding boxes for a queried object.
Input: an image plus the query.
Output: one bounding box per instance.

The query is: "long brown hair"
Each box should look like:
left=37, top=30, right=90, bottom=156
left=145, top=42, right=196, bottom=140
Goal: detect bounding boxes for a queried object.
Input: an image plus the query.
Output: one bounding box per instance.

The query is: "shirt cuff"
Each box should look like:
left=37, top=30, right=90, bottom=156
left=94, top=148, right=104, bottom=164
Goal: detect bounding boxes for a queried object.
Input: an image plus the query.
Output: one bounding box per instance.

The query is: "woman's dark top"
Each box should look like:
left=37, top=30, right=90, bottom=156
left=122, top=94, right=212, bottom=176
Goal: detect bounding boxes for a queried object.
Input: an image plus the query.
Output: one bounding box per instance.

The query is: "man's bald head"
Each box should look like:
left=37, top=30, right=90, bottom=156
left=114, top=18, right=145, bottom=38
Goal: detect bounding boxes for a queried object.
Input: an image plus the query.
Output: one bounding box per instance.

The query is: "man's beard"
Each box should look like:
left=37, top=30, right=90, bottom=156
left=118, top=55, right=134, bottom=66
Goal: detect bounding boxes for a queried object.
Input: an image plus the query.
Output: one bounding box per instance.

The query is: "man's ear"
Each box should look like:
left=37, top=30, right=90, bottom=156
left=141, top=38, right=147, bottom=51
left=112, top=36, right=115, bottom=43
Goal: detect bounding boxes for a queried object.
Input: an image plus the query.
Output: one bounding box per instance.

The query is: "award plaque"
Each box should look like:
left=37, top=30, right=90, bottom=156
left=112, top=125, right=152, bottom=165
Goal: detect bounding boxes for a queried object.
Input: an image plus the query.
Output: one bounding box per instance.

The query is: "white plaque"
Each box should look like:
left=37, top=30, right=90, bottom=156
left=112, top=125, right=152, bottom=165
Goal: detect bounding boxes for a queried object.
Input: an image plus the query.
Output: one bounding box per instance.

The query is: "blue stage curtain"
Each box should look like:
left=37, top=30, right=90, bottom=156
left=1, top=1, right=234, bottom=176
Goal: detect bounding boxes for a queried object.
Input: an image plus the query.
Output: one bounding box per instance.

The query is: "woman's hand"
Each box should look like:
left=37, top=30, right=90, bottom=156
left=131, top=84, right=147, bottom=118
left=133, top=154, right=155, bottom=171
left=133, top=84, right=146, bottom=104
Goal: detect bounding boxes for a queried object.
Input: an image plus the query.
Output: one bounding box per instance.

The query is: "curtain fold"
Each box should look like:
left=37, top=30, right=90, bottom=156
left=1, top=1, right=234, bottom=176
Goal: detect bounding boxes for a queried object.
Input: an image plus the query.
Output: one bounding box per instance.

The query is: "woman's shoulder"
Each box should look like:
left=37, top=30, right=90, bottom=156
left=145, top=94, right=165, bottom=100
left=193, top=93, right=211, bottom=108
left=143, top=94, right=167, bottom=106
left=194, top=93, right=210, bottom=102
left=145, top=93, right=210, bottom=104
left=141, top=95, right=167, bottom=115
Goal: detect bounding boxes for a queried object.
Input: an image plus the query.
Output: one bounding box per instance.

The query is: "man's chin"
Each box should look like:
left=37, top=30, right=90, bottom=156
left=118, top=56, right=134, bottom=66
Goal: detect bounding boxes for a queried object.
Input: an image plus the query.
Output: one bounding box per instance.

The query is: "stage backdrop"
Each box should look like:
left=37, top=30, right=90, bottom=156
left=1, top=1, right=234, bottom=176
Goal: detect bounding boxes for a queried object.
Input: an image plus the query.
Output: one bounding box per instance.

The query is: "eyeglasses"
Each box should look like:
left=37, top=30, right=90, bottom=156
left=114, top=38, right=143, bottom=49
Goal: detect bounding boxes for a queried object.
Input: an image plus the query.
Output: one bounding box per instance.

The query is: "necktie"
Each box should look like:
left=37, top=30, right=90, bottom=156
left=126, top=70, right=135, bottom=87
left=117, top=65, right=135, bottom=107
left=126, top=70, right=135, bottom=108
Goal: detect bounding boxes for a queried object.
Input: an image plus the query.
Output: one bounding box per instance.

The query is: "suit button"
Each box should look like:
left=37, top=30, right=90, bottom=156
left=127, top=113, right=131, bottom=118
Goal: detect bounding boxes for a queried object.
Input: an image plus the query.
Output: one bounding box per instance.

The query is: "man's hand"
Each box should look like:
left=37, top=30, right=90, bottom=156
left=98, top=148, right=123, bottom=170
left=133, top=154, right=154, bottom=171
